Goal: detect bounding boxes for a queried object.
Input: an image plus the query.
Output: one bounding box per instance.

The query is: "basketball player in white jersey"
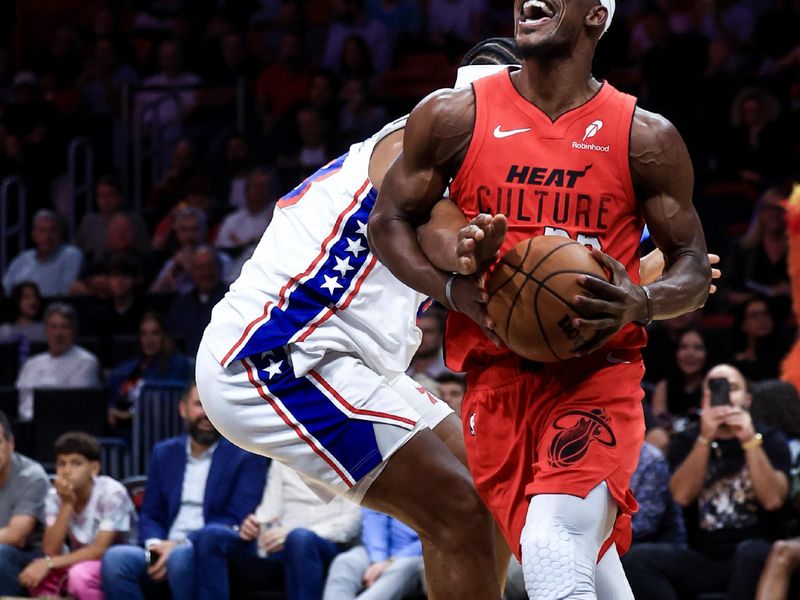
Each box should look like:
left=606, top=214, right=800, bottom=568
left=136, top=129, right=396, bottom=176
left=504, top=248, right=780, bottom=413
left=197, top=40, right=523, bottom=599
left=197, top=38, right=719, bottom=597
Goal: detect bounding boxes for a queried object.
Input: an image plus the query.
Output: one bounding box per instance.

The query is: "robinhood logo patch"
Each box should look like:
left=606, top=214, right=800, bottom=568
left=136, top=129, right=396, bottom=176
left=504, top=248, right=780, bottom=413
left=573, top=119, right=610, bottom=152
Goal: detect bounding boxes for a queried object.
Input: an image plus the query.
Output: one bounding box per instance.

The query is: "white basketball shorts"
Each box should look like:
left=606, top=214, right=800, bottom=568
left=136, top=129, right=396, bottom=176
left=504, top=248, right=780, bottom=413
left=196, top=338, right=452, bottom=503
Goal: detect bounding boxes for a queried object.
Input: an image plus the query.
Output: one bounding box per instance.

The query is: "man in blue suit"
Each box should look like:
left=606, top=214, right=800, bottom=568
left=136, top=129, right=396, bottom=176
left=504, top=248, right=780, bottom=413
left=100, top=384, right=267, bottom=600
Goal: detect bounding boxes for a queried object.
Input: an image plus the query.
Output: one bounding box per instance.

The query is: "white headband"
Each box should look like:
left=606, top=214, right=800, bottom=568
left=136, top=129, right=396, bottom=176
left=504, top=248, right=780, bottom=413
left=599, top=0, right=615, bottom=33
left=454, top=64, right=510, bottom=88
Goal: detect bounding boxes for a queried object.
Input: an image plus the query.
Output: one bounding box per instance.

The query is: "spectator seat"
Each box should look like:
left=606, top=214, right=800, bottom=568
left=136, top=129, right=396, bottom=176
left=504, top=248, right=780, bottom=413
left=33, top=388, right=106, bottom=465
left=122, top=474, right=148, bottom=511
left=0, top=342, right=20, bottom=385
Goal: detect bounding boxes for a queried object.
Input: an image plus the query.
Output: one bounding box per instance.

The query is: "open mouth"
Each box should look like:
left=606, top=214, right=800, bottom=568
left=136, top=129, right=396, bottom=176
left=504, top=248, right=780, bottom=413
left=519, top=0, right=556, bottom=26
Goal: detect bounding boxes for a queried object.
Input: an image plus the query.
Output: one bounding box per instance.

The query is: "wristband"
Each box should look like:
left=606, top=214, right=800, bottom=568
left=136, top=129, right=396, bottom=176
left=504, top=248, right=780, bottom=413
left=45, top=555, right=55, bottom=571
left=741, top=432, right=763, bottom=450
left=634, top=285, right=653, bottom=326
left=696, top=434, right=711, bottom=447
left=445, top=274, right=459, bottom=312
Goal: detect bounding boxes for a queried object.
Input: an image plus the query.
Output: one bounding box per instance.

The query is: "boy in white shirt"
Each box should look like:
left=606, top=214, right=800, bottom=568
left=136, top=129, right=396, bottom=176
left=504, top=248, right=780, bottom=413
left=18, top=432, right=135, bottom=599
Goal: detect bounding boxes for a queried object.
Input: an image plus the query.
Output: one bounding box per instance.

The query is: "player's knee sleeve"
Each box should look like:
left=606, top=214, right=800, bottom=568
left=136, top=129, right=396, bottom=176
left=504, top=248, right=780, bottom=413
left=521, top=515, right=585, bottom=599
left=520, top=482, right=616, bottom=600
left=595, top=543, right=634, bottom=600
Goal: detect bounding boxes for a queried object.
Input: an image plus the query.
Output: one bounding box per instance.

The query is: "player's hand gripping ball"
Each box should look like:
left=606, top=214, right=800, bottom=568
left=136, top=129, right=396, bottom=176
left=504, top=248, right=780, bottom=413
left=486, top=235, right=609, bottom=361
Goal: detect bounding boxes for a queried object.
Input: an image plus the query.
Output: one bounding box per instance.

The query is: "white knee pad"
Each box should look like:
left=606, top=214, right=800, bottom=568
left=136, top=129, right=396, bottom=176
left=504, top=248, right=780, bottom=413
left=521, top=517, right=583, bottom=599
left=520, top=483, right=616, bottom=600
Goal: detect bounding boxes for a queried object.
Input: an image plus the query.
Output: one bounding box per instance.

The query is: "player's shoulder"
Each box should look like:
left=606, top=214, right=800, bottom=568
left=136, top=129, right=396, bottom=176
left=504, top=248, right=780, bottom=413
left=403, top=86, right=476, bottom=168
left=629, top=106, right=692, bottom=189
left=408, top=86, right=476, bottom=136
left=630, top=106, right=683, bottom=154
left=415, top=85, right=476, bottom=110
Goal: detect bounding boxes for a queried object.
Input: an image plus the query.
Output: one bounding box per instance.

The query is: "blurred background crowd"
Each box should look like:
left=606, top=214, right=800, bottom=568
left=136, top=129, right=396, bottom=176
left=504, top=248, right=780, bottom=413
left=0, top=0, right=798, bottom=598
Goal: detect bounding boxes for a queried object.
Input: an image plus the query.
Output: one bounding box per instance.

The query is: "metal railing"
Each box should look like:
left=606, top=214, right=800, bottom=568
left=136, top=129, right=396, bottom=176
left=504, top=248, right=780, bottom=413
left=0, top=176, right=26, bottom=274
left=98, top=436, right=131, bottom=481
left=131, top=381, right=187, bottom=475
left=67, top=137, right=94, bottom=240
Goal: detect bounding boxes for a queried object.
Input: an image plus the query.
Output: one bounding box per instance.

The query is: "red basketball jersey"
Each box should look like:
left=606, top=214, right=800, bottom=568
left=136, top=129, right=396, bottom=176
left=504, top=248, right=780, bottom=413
left=446, top=69, right=647, bottom=372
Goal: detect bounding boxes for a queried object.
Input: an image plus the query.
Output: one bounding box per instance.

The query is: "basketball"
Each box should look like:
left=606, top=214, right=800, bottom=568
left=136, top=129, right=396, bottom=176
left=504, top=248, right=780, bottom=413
left=487, top=235, right=609, bottom=362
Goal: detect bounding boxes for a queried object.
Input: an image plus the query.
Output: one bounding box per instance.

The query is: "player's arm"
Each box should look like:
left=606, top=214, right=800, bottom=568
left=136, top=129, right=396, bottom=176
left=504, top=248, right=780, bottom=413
left=417, top=200, right=507, bottom=275
left=369, top=89, right=496, bottom=334
left=638, top=248, right=665, bottom=286
left=572, top=109, right=711, bottom=350
left=632, top=110, right=711, bottom=312
left=640, top=249, right=720, bottom=293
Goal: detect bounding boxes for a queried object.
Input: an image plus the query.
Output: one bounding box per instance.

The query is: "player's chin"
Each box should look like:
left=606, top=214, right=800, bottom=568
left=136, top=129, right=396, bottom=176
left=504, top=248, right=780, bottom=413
left=515, top=26, right=563, bottom=57
left=514, top=38, right=549, bottom=59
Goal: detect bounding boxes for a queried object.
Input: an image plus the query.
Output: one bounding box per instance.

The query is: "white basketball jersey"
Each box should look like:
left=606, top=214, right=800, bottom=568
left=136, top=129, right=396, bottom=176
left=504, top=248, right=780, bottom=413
left=203, top=116, right=428, bottom=377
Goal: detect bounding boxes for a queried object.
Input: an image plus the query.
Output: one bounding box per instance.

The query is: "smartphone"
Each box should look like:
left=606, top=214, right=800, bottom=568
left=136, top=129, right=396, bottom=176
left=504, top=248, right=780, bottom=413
left=146, top=548, right=160, bottom=566
left=708, top=377, right=730, bottom=407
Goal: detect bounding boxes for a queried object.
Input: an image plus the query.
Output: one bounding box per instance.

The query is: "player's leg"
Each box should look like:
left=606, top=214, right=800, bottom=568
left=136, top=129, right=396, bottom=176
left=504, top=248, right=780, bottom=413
left=391, top=373, right=513, bottom=595
left=595, top=544, right=634, bottom=600
left=456, top=367, right=543, bottom=597
left=522, top=355, right=646, bottom=599
left=520, top=483, right=615, bottom=599
left=197, top=345, right=498, bottom=599
left=492, top=525, right=514, bottom=593
left=430, top=414, right=514, bottom=595
left=309, top=366, right=497, bottom=598
left=521, top=496, right=636, bottom=600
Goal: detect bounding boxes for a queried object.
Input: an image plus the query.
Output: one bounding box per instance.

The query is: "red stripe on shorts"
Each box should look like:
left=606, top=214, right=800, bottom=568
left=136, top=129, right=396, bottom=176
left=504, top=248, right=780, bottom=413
left=308, top=370, right=417, bottom=428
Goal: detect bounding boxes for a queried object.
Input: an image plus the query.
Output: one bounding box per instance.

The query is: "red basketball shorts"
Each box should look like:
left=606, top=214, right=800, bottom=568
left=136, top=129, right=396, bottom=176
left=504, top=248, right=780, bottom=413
left=461, top=349, right=645, bottom=561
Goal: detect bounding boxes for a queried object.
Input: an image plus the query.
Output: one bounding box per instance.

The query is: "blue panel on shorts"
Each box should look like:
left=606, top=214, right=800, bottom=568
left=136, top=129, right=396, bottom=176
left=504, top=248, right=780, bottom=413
left=232, top=186, right=377, bottom=364
left=250, top=349, right=383, bottom=483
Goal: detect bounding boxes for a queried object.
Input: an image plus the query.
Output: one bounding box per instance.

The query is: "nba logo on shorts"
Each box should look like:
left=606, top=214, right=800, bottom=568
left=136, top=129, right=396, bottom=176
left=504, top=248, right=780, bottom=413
left=469, top=412, right=476, bottom=436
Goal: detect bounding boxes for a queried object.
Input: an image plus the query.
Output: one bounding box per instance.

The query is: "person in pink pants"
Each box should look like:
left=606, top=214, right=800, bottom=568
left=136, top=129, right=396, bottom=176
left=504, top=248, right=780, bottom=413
left=18, top=433, right=135, bottom=599
left=30, top=560, right=104, bottom=600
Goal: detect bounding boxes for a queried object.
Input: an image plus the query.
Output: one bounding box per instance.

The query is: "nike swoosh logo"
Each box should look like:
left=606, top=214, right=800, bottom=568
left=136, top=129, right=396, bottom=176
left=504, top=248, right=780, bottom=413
left=606, top=352, right=631, bottom=365
left=493, top=125, right=531, bottom=139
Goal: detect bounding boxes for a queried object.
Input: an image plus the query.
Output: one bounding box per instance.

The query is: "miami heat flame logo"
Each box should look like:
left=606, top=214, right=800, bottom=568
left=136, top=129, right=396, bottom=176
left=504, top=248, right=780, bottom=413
left=547, top=409, right=616, bottom=468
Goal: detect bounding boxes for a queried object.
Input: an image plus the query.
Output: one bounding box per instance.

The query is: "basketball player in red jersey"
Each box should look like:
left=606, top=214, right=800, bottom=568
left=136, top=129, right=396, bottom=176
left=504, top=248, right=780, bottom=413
left=369, top=1, right=712, bottom=598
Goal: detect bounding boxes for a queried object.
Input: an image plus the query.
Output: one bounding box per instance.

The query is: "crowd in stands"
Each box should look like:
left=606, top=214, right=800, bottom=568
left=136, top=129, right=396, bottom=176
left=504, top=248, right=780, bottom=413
left=0, top=0, right=798, bottom=598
